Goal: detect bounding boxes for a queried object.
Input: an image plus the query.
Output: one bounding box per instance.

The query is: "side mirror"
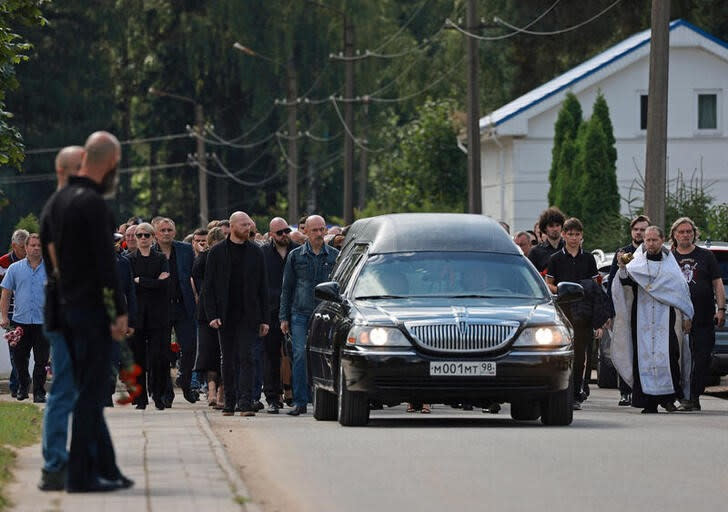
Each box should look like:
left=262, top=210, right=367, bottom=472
left=555, top=282, right=584, bottom=304
left=315, top=281, right=343, bottom=303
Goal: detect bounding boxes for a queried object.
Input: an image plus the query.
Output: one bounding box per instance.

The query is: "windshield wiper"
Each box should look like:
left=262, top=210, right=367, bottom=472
left=355, top=295, right=408, bottom=300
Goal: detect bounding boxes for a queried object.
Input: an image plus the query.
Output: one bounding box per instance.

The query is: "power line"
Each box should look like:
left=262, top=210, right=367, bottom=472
left=494, top=0, right=621, bottom=36
left=195, top=125, right=282, bottom=149
left=191, top=155, right=285, bottom=187
left=212, top=105, right=276, bottom=143
left=330, top=99, right=387, bottom=154
left=24, top=133, right=192, bottom=155
left=0, top=162, right=189, bottom=185
left=444, top=0, right=561, bottom=41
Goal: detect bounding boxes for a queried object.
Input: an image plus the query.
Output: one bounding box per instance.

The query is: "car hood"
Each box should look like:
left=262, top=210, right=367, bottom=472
left=351, top=297, right=560, bottom=327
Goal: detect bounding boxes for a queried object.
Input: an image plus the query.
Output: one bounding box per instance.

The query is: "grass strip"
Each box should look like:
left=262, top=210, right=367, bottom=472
left=0, top=402, right=43, bottom=511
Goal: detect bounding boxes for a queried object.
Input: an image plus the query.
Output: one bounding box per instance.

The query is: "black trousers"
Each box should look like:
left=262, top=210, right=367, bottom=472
left=263, top=319, right=283, bottom=402
left=572, top=324, right=592, bottom=400
left=219, top=316, right=257, bottom=411
left=163, top=304, right=196, bottom=401
left=63, top=306, right=122, bottom=490
left=11, top=323, right=50, bottom=397
left=131, top=326, right=167, bottom=404
left=690, top=323, right=716, bottom=400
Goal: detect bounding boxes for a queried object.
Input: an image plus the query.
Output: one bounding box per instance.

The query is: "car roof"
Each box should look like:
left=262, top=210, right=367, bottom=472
left=699, top=240, right=728, bottom=252
left=341, top=213, right=520, bottom=255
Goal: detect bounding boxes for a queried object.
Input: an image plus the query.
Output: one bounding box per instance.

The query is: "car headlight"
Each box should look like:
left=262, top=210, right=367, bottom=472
left=513, top=326, right=570, bottom=347
left=346, top=326, right=412, bottom=347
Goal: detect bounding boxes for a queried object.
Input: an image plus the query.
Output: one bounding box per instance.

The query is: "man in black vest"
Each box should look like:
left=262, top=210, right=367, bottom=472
left=204, top=211, right=270, bottom=416
left=528, top=207, right=566, bottom=273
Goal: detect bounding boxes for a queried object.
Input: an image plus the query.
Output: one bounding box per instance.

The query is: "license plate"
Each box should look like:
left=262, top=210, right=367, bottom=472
left=429, top=361, right=496, bottom=377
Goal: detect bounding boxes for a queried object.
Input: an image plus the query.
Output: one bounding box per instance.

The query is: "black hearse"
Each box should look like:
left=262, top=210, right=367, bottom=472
left=307, top=213, right=582, bottom=426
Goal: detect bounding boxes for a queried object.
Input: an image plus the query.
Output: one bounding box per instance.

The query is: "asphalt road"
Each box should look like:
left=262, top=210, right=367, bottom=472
left=210, top=388, right=728, bottom=512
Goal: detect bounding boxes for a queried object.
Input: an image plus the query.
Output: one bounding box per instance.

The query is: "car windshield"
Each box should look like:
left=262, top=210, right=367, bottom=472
left=353, top=251, right=549, bottom=300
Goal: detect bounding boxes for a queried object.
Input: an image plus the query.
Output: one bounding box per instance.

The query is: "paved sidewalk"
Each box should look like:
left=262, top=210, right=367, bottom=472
left=6, top=400, right=260, bottom=512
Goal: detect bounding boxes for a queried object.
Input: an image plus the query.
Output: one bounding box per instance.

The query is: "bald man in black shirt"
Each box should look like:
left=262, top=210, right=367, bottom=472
left=41, top=131, right=132, bottom=493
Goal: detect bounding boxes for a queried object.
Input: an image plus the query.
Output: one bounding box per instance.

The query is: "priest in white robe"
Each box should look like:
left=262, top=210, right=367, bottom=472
left=611, top=226, right=694, bottom=413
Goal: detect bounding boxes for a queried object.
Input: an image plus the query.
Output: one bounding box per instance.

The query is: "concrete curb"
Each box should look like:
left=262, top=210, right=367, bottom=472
left=195, top=410, right=263, bottom=512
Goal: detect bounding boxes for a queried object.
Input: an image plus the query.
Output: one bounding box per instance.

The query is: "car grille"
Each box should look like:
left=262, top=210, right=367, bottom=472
left=405, top=321, right=519, bottom=353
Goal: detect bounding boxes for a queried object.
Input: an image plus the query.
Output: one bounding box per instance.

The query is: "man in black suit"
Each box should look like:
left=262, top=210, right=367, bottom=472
left=154, top=217, right=198, bottom=404
left=204, top=211, right=270, bottom=416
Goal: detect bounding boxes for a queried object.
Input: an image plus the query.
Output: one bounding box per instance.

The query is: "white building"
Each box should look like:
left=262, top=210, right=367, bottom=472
left=479, top=19, right=728, bottom=231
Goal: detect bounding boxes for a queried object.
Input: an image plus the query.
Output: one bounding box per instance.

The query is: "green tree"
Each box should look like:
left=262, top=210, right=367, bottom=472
left=14, top=212, right=38, bottom=233
left=365, top=98, right=466, bottom=215
left=0, top=1, right=44, bottom=171
left=591, top=91, right=617, bottom=170
left=548, top=93, right=582, bottom=206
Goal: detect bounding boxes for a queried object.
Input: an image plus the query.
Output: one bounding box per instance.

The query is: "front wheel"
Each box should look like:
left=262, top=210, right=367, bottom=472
left=337, top=360, right=370, bottom=426
left=540, top=379, right=573, bottom=426
left=313, top=386, right=338, bottom=421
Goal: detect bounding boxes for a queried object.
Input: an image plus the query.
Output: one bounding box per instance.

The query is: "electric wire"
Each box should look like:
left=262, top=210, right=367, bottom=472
left=0, top=162, right=189, bottom=185
left=444, top=0, right=561, bottom=41
left=24, top=133, right=192, bottom=155
left=495, top=0, right=622, bottom=36
left=371, top=0, right=431, bottom=53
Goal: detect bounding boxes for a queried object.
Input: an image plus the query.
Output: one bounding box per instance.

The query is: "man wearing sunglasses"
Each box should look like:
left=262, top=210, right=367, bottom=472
left=261, top=218, right=299, bottom=413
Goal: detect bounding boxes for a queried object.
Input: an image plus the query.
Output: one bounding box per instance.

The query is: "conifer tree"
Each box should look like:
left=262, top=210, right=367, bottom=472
left=548, top=93, right=582, bottom=205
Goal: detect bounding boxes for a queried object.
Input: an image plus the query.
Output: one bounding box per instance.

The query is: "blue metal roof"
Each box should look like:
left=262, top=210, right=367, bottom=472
left=480, top=19, right=728, bottom=131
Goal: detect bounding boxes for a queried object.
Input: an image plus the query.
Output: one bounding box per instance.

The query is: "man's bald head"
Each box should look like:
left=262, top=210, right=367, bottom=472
left=80, top=131, right=121, bottom=195
left=54, top=145, right=84, bottom=189
left=305, top=215, right=327, bottom=250
left=229, top=211, right=253, bottom=242
left=84, top=131, right=121, bottom=166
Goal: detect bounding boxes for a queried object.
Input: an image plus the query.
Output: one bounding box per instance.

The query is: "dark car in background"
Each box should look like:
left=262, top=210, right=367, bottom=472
left=306, top=213, right=584, bottom=427
left=703, top=241, right=728, bottom=383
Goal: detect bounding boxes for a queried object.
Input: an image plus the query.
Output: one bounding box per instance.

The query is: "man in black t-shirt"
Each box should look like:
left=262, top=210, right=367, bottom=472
left=546, top=217, right=599, bottom=410
left=670, top=217, right=726, bottom=411
left=528, top=207, right=566, bottom=273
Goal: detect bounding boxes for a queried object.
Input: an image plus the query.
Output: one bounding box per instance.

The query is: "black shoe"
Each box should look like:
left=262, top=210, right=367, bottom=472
left=462, top=403, right=473, bottom=411
left=162, top=397, right=173, bottom=408
left=660, top=401, right=677, bottom=413
left=38, top=466, right=66, bottom=491
left=182, top=388, right=199, bottom=404
left=153, top=399, right=165, bottom=410
left=578, top=391, right=588, bottom=403
left=239, top=410, right=256, bottom=417
left=221, top=408, right=235, bottom=416
left=482, top=403, right=500, bottom=414
left=16, top=390, right=28, bottom=401
left=252, top=400, right=264, bottom=412
left=135, top=403, right=147, bottom=410
left=618, top=393, right=631, bottom=406
left=641, top=407, right=658, bottom=414
left=67, top=476, right=126, bottom=493
left=33, top=394, right=46, bottom=404
left=115, top=475, right=134, bottom=489
left=267, top=402, right=281, bottom=414
left=10, top=389, right=17, bottom=398
left=284, top=397, right=293, bottom=407
left=287, top=405, right=307, bottom=416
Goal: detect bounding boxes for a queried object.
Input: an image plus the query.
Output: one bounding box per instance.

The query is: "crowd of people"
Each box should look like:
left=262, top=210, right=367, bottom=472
left=0, top=132, right=723, bottom=494
left=521, top=206, right=724, bottom=414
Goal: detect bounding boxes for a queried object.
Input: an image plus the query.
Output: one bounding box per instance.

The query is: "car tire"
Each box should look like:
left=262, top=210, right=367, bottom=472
left=337, top=360, right=370, bottom=427
left=510, top=401, right=541, bottom=421
left=313, top=386, right=338, bottom=421
left=540, top=379, right=573, bottom=426
left=597, top=356, right=618, bottom=389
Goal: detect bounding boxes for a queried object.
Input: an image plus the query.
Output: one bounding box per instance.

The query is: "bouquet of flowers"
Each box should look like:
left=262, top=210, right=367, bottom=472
left=3, top=325, right=23, bottom=347
left=170, top=331, right=181, bottom=354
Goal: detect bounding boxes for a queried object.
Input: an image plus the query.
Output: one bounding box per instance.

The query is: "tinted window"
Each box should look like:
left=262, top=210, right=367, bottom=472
left=353, top=252, right=549, bottom=299
left=334, top=244, right=367, bottom=291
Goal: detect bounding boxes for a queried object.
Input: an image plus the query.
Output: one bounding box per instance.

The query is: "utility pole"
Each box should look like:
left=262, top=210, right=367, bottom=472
left=357, top=103, right=369, bottom=211
left=287, top=59, right=298, bottom=223
left=466, top=0, right=482, bottom=214
left=343, top=16, right=355, bottom=224
left=195, top=104, right=208, bottom=227
left=644, top=0, right=670, bottom=229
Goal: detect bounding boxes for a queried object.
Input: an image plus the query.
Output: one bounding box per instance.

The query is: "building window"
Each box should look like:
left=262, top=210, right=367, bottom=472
left=698, top=94, right=717, bottom=130
left=640, top=95, right=648, bottom=130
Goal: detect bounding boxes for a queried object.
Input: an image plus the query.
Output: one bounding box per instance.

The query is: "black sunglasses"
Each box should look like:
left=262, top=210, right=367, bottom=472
left=136, top=233, right=152, bottom=239
left=275, top=228, right=292, bottom=236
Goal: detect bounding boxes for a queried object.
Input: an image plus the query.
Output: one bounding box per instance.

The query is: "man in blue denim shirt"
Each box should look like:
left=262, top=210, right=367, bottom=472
left=279, top=215, right=339, bottom=416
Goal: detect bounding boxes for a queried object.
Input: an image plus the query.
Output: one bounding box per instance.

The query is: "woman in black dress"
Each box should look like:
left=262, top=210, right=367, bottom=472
left=128, top=222, right=170, bottom=410
left=192, top=227, right=226, bottom=407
